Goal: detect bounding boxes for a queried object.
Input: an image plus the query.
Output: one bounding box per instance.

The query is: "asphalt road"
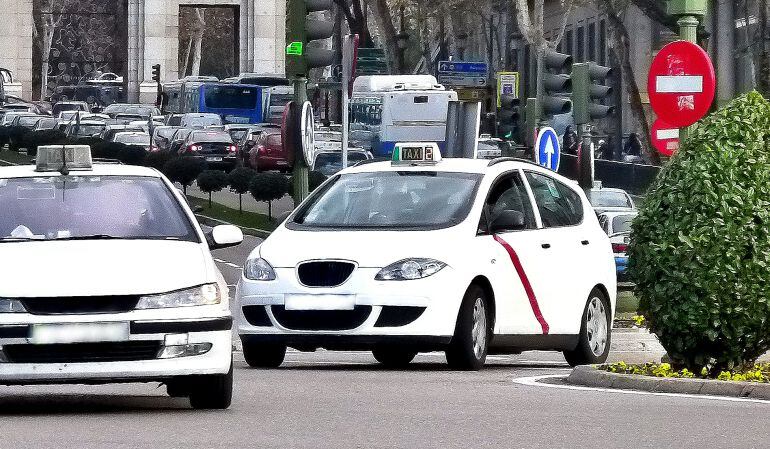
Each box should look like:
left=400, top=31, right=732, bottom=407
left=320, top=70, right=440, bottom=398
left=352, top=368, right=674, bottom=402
left=2, top=236, right=768, bottom=448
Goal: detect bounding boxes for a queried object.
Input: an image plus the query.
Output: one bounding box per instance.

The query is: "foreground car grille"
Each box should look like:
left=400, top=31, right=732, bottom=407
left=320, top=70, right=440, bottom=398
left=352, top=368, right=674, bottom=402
left=20, top=296, right=140, bottom=315
left=271, top=306, right=371, bottom=331
left=3, top=342, right=162, bottom=363
left=297, top=261, right=355, bottom=287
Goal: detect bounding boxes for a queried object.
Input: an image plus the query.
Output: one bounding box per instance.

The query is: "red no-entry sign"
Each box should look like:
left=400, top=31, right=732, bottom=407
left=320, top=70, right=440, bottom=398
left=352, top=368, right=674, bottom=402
left=651, top=119, right=680, bottom=157
left=648, top=41, right=715, bottom=128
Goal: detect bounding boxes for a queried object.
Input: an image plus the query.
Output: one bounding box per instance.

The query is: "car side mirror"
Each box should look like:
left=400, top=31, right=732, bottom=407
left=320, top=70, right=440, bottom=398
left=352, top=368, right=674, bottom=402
left=489, top=210, right=526, bottom=234
left=207, top=224, right=243, bottom=250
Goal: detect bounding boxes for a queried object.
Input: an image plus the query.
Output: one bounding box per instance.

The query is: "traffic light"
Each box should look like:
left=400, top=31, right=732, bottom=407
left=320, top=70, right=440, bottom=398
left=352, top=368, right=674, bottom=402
left=572, top=62, right=615, bottom=124
left=286, top=0, right=336, bottom=78
left=540, top=50, right=573, bottom=117
left=151, top=64, right=161, bottom=83
left=497, top=95, right=521, bottom=140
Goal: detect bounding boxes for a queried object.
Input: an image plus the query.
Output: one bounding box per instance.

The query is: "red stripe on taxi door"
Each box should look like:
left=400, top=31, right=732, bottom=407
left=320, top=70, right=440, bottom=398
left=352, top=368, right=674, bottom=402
left=493, top=235, right=550, bottom=335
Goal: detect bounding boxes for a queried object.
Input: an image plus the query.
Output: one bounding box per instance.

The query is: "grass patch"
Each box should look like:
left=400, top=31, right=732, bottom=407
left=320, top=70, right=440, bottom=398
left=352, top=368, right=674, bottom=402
left=187, top=196, right=276, bottom=232
left=616, top=290, right=639, bottom=314
left=0, top=148, right=33, bottom=166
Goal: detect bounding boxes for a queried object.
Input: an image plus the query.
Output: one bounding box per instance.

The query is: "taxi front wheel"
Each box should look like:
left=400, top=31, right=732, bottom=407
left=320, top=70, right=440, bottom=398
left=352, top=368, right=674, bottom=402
left=446, top=285, right=490, bottom=371
left=188, top=360, right=234, bottom=410
left=243, top=342, right=286, bottom=368
left=563, top=288, right=612, bottom=367
left=372, top=347, right=418, bottom=368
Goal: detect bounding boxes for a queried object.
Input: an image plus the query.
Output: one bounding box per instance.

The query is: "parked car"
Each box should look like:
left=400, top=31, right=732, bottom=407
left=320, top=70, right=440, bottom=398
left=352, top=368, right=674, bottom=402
left=238, top=124, right=280, bottom=163
left=180, top=113, right=222, bottom=129
left=587, top=187, right=636, bottom=214
left=598, top=211, right=637, bottom=288
left=168, top=128, right=195, bottom=154
left=248, top=130, right=289, bottom=172
left=7, top=114, right=44, bottom=150
left=64, top=120, right=107, bottom=139
left=32, top=117, right=60, bottom=131
left=476, top=136, right=505, bottom=159
left=102, top=103, right=160, bottom=119
left=113, top=131, right=152, bottom=152
left=166, top=114, right=184, bottom=126
left=311, top=149, right=373, bottom=177
left=100, top=124, right=145, bottom=142
left=52, top=101, right=90, bottom=117
left=151, top=126, right=181, bottom=152
left=182, top=129, right=238, bottom=171
left=224, top=124, right=251, bottom=145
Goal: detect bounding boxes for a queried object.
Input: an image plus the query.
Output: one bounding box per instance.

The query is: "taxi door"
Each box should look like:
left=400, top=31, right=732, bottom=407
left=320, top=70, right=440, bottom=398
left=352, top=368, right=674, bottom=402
left=477, top=170, right=555, bottom=336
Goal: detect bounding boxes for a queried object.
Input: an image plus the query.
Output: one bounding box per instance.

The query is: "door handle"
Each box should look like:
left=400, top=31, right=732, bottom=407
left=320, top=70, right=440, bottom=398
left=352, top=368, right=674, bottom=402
left=581, top=240, right=590, bottom=246
left=541, top=243, right=551, bottom=249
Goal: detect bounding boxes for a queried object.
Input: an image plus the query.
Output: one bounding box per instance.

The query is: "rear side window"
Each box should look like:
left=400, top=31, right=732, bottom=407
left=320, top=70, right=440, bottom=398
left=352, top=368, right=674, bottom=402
left=525, top=172, right=584, bottom=227
left=483, top=172, right=537, bottom=232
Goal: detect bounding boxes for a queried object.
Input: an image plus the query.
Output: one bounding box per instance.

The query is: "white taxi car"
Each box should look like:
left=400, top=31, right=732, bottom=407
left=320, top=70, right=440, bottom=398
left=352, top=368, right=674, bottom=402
left=237, top=144, right=616, bottom=370
left=0, top=146, right=242, bottom=408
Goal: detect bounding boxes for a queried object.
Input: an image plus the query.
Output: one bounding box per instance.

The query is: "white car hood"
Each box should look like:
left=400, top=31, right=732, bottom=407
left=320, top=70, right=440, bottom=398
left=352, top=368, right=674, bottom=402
left=259, top=227, right=463, bottom=268
left=0, top=240, right=212, bottom=298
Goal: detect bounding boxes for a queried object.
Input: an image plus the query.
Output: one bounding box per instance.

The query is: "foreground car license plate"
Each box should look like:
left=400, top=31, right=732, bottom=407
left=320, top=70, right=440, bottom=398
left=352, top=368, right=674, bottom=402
left=206, top=156, right=223, bottom=162
left=30, top=322, right=130, bottom=344
left=285, top=294, right=355, bottom=311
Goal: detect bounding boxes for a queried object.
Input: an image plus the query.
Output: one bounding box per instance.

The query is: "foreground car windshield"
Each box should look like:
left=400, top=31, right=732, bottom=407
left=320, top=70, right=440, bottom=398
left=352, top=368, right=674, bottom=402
left=0, top=176, right=197, bottom=242
left=293, top=171, right=481, bottom=229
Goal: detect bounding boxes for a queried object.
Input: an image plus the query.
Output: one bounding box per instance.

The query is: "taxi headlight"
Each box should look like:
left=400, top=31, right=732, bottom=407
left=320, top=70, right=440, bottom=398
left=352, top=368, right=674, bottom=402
left=375, top=258, right=447, bottom=281
left=136, top=284, right=221, bottom=309
left=0, top=299, right=27, bottom=313
left=244, top=257, right=276, bottom=281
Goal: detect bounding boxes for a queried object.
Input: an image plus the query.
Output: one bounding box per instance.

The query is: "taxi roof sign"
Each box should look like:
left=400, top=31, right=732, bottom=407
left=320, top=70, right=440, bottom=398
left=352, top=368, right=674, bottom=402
left=392, top=142, right=442, bottom=165
left=36, top=145, right=92, bottom=174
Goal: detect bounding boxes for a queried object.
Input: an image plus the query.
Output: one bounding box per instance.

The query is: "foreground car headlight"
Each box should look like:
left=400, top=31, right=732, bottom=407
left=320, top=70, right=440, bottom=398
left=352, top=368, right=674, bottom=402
left=375, top=258, right=447, bottom=281
left=0, top=299, right=26, bottom=313
left=136, top=284, right=221, bottom=309
left=244, top=257, right=276, bottom=281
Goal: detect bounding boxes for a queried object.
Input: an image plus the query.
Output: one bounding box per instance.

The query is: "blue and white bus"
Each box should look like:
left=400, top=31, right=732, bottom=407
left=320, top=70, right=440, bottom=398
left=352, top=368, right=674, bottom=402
left=164, top=77, right=265, bottom=124
left=349, top=75, right=457, bottom=157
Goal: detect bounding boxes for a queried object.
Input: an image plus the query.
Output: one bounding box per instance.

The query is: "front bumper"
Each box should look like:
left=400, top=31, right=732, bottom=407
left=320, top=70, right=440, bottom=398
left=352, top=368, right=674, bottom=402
left=0, top=314, right=232, bottom=384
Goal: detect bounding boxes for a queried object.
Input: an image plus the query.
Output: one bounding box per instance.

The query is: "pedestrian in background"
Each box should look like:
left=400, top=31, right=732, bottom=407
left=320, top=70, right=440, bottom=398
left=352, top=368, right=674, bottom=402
left=623, top=133, right=644, bottom=163
left=563, top=125, right=578, bottom=155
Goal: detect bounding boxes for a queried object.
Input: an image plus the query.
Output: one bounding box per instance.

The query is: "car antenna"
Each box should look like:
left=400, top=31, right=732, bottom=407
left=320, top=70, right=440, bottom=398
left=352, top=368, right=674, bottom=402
left=59, top=145, right=69, bottom=175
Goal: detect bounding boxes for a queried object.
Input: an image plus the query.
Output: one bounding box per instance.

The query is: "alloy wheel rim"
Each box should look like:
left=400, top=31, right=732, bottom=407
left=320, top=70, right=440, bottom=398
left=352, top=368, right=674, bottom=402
left=586, top=296, right=608, bottom=357
left=471, top=297, right=487, bottom=359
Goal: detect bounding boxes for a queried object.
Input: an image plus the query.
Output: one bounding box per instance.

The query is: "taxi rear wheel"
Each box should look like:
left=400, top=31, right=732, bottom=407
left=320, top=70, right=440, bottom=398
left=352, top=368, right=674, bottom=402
left=372, top=347, right=418, bottom=368
left=243, top=342, right=286, bottom=368
left=188, top=360, right=233, bottom=410
left=563, top=288, right=612, bottom=367
left=446, top=285, right=490, bottom=371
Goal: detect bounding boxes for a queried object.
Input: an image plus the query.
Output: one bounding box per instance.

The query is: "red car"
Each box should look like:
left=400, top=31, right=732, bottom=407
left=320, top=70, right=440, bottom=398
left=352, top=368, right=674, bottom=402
left=248, top=131, right=290, bottom=172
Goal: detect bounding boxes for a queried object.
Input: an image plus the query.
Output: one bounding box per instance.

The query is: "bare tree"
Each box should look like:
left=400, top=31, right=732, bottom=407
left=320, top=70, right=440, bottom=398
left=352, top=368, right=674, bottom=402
left=34, top=0, right=73, bottom=100
left=190, top=8, right=206, bottom=76
left=333, top=0, right=375, bottom=46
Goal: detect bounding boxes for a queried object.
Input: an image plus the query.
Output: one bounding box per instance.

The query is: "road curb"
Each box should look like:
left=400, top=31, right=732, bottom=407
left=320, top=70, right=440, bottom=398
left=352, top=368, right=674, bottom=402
left=567, top=365, right=770, bottom=400
left=195, top=214, right=272, bottom=238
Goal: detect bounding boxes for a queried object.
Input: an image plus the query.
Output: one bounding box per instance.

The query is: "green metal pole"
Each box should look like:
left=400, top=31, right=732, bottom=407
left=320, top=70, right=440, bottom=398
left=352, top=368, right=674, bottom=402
left=291, top=77, right=309, bottom=207
left=677, top=15, right=700, bottom=143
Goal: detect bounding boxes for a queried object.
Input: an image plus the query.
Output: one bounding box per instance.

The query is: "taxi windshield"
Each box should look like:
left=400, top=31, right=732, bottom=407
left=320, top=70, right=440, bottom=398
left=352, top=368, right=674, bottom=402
left=292, top=171, right=481, bottom=230
left=0, top=176, right=197, bottom=242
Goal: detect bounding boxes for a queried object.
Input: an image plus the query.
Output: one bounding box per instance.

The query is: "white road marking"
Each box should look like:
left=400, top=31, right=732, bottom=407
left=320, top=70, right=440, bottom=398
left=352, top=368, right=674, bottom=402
left=214, top=258, right=242, bottom=269
left=513, top=374, right=770, bottom=405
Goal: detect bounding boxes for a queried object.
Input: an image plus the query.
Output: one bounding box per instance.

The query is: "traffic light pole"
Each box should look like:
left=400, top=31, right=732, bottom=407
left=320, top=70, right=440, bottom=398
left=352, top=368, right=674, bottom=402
left=677, top=15, right=700, bottom=143
left=291, top=77, right=309, bottom=207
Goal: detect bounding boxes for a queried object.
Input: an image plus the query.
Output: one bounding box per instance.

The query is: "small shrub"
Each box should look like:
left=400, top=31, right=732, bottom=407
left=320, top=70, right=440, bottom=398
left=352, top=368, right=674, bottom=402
left=249, top=172, right=289, bottom=220
left=118, top=145, right=149, bottom=165
left=628, top=92, right=770, bottom=374
left=163, top=156, right=206, bottom=195
left=144, top=151, right=177, bottom=172
left=227, top=167, right=256, bottom=213
left=22, top=130, right=66, bottom=157
left=196, top=170, right=230, bottom=207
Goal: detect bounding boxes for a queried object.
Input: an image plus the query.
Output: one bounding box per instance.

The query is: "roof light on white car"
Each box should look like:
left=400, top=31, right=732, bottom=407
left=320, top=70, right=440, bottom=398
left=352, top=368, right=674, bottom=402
left=391, top=142, right=442, bottom=165
left=135, top=284, right=221, bottom=309
left=0, top=298, right=27, bottom=313
left=244, top=257, right=277, bottom=281
left=375, top=258, right=447, bottom=281
left=36, top=145, right=92, bottom=174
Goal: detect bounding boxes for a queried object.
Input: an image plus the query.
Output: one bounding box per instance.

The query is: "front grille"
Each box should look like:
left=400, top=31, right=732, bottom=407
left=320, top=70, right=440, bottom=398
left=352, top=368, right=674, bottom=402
left=271, top=306, right=371, bottom=331
left=297, top=261, right=355, bottom=287
left=20, top=296, right=140, bottom=315
left=3, top=341, right=162, bottom=363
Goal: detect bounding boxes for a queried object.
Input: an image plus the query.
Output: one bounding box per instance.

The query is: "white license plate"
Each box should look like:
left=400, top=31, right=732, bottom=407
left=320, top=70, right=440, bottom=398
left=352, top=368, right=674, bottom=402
left=284, top=295, right=355, bottom=311
left=30, top=322, right=130, bottom=345
left=206, top=156, right=223, bottom=162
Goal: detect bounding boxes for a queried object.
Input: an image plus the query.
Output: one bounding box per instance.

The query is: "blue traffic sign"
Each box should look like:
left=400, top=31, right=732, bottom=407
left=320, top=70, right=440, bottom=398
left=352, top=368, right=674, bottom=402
left=437, top=61, right=489, bottom=87
left=535, top=127, right=561, bottom=172
left=438, top=61, right=489, bottom=74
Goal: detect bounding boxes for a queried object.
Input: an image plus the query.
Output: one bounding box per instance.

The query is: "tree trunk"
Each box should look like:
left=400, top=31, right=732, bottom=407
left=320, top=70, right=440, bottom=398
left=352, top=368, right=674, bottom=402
left=370, top=0, right=400, bottom=73
left=268, top=201, right=272, bottom=221
left=758, top=0, right=770, bottom=97
left=191, top=8, right=206, bottom=76
left=603, top=4, right=661, bottom=166
left=239, top=194, right=243, bottom=214
left=40, top=19, right=56, bottom=101
left=208, top=191, right=212, bottom=208
left=181, top=37, right=193, bottom=77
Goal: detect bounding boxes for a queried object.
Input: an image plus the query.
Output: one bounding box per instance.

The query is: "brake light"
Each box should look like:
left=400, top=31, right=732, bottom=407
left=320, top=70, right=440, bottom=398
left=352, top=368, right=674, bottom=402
left=228, top=145, right=238, bottom=153
left=257, top=145, right=266, bottom=156
left=187, top=144, right=200, bottom=153
left=612, top=243, right=628, bottom=253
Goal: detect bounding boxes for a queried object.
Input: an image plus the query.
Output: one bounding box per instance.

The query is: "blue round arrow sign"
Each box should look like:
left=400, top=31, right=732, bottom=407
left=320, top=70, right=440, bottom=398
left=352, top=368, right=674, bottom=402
left=535, top=127, right=561, bottom=172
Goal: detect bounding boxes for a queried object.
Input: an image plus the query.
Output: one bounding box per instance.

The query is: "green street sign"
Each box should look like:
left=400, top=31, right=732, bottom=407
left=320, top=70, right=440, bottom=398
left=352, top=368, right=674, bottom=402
left=286, top=42, right=304, bottom=56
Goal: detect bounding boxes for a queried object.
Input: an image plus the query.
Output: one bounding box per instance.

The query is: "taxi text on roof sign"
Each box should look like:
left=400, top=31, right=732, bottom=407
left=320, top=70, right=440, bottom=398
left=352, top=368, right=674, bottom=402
left=35, top=145, right=93, bottom=173
left=391, top=142, right=442, bottom=165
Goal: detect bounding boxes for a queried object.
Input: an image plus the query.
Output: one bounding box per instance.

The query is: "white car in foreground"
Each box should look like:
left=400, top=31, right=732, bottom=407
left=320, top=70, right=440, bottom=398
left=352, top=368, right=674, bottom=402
left=0, top=146, right=243, bottom=408
left=237, top=144, right=616, bottom=370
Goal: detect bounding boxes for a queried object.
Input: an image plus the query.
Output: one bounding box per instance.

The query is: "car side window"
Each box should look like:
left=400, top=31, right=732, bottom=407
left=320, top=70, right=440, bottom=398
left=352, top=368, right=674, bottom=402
left=480, top=172, right=537, bottom=233
left=525, top=172, right=584, bottom=227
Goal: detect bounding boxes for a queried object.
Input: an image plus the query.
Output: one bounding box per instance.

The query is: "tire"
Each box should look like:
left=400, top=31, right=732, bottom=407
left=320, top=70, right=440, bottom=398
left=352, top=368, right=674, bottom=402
left=564, top=288, right=612, bottom=367
left=372, top=347, right=417, bottom=368
left=446, top=284, right=491, bottom=371
left=165, top=379, right=190, bottom=398
left=242, top=342, right=286, bottom=368
left=188, top=361, right=233, bottom=410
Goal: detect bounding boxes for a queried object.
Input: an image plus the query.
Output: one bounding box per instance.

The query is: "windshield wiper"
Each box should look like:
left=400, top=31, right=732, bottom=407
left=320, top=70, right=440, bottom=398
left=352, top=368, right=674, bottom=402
left=0, top=236, right=43, bottom=242
left=53, top=234, right=123, bottom=241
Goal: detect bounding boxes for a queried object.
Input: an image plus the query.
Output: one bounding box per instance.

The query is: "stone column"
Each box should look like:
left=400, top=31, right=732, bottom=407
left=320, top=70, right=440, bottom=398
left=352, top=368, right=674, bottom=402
left=0, top=0, right=33, bottom=100
left=254, top=0, right=285, bottom=75
left=714, top=0, right=735, bottom=105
